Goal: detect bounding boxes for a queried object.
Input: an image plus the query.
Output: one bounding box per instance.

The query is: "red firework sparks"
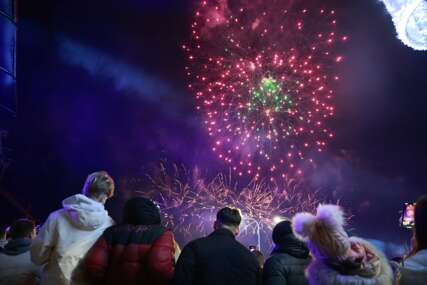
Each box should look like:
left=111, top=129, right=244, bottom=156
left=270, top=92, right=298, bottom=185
left=184, top=0, right=347, bottom=180
left=123, top=161, right=321, bottom=250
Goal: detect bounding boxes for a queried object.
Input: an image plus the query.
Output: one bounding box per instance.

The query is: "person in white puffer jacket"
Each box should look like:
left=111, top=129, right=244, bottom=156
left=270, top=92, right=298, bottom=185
left=31, top=171, right=115, bottom=285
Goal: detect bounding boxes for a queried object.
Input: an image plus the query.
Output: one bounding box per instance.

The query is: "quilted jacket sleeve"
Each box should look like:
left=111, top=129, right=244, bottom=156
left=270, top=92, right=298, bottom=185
left=263, top=257, right=287, bottom=285
left=147, top=230, right=176, bottom=285
left=83, top=234, right=110, bottom=285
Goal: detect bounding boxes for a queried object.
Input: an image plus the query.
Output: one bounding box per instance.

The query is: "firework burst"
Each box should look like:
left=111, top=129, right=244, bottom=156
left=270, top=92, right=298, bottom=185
left=124, top=162, right=320, bottom=250
left=184, top=0, right=347, bottom=179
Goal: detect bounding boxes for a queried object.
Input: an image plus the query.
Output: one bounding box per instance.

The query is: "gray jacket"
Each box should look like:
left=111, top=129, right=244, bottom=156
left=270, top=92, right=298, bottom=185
left=0, top=239, right=41, bottom=285
left=399, top=249, right=427, bottom=285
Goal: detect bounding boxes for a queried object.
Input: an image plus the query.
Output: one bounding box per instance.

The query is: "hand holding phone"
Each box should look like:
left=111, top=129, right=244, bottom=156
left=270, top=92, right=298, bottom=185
left=248, top=245, right=257, bottom=252
left=401, top=203, right=415, bottom=229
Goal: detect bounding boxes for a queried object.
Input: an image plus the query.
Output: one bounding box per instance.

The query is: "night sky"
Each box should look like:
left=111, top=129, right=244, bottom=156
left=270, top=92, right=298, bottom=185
left=2, top=0, right=427, bottom=245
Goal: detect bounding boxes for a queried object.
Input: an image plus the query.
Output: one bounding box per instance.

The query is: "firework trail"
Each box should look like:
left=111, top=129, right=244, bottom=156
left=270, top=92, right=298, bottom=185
left=124, top=162, right=321, bottom=251
left=183, top=0, right=347, bottom=179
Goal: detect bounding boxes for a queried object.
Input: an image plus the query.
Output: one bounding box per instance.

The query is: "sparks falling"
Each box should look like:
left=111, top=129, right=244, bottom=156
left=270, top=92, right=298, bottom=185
left=184, top=0, right=347, bottom=179
left=125, top=162, right=320, bottom=250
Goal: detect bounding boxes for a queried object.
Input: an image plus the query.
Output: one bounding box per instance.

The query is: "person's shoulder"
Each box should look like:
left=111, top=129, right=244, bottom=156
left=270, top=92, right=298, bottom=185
left=232, top=239, right=252, bottom=252
left=100, top=224, right=123, bottom=237
left=104, top=224, right=123, bottom=231
left=264, top=254, right=286, bottom=273
left=403, top=250, right=427, bottom=269
left=47, top=208, right=66, bottom=220
left=268, top=252, right=309, bottom=266
left=266, top=253, right=284, bottom=263
left=232, top=241, right=260, bottom=263
left=350, top=236, right=389, bottom=261
left=0, top=249, right=32, bottom=259
left=107, top=216, right=115, bottom=226
left=40, top=209, right=65, bottom=227
left=186, top=236, right=206, bottom=247
left=181, top=236, right=208, bottom=253
left=0, top=250, right=13, bottom=261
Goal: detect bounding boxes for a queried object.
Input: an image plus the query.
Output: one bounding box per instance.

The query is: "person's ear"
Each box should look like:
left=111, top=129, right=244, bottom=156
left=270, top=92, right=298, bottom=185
left=30, top=229, right=36, bottom=240
left=234, top=227, right=240, bottom=237
left=214, top=220, right=219, bottom=230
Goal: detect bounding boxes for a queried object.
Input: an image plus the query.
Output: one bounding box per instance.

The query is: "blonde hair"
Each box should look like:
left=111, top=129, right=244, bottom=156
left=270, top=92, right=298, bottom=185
left=82, top=171, right=115, bottom=199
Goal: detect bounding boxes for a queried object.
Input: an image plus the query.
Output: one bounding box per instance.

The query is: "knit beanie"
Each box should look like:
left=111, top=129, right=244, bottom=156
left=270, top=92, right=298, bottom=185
left=292, top=204, right=350, bottom=261
left=123, top=197, right=161, bottom=226
left=272, top=220, right=294, bottom=245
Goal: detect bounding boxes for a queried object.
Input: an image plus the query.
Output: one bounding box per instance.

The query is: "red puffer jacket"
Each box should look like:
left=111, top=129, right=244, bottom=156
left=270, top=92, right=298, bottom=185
left=83, top=224, right=175, bottom=285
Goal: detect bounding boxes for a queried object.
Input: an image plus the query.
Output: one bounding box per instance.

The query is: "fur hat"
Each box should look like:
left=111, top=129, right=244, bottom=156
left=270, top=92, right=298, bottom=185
left=292, top=204, right=350, bottom=261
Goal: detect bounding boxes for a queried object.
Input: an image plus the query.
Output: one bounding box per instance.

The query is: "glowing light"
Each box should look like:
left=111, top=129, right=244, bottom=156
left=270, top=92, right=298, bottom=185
left=380, top=0, right=427, bottom=50
left=185, top=1, right=346, bottom=178
left=272, top=216, right=287, bottom=225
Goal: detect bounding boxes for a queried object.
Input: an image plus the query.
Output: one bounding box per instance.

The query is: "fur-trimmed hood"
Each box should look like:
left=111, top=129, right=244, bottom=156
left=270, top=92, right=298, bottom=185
left=306, top=237, right=394, bottom=285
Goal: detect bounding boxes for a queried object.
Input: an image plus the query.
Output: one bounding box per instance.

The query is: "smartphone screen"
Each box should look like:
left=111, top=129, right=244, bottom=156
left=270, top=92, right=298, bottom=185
left=401, top=203, right=416, bottom=229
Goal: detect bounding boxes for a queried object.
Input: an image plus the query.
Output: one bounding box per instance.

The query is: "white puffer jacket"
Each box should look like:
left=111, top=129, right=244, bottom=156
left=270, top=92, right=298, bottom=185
left=31, top=194, right=114, bottom=285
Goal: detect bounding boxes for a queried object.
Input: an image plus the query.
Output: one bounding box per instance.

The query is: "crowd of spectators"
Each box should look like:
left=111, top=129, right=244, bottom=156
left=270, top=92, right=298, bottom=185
left=0, top=171, right=426, bottom=285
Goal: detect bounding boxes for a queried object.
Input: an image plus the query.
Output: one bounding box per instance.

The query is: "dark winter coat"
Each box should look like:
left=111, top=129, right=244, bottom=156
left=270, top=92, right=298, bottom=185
left=83, top=224, right=175, bottom=285
left=263, top=235, right=310, bottom=285
left=172, top=228, right=261, bottom=285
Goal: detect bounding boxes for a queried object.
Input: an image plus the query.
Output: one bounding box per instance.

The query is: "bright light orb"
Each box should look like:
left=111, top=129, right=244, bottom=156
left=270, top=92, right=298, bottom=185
left=380, top=0, right=427, bottom=51
left=272, top=216, right=287, bottom=225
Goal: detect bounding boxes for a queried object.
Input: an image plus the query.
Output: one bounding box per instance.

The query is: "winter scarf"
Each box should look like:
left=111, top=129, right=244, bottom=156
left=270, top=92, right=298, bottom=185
left=1, top=238, right=32, bottom=256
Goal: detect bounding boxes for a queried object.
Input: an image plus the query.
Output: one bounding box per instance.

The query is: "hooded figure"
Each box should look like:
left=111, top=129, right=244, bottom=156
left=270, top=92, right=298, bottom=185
left=0, top=219, right=41, bottom=285
left=31, top=171, right=115, bottom=285
left=292, top=204, right=394, bottom=285
left=83, top=197, right=177, bottom=285
left=263, top=220, right=310, bottom=285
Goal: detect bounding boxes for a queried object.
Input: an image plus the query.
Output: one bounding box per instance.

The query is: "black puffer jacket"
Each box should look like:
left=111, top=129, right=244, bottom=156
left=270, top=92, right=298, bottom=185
left=263, top=235, right=311, bottom=285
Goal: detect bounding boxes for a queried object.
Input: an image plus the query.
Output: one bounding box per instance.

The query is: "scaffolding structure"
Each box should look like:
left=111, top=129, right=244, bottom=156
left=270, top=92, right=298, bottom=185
left=0, top=0, right=16, bottom=174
